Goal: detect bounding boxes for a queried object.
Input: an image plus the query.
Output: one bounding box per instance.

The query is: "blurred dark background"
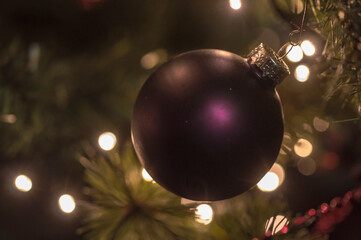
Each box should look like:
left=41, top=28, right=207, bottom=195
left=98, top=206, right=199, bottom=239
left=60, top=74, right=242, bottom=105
left=0, top=0, right=360, bottom=239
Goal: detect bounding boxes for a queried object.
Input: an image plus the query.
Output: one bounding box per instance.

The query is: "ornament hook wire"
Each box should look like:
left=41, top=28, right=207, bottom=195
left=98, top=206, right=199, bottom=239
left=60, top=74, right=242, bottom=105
left=278, top=0, right=309, bottom=60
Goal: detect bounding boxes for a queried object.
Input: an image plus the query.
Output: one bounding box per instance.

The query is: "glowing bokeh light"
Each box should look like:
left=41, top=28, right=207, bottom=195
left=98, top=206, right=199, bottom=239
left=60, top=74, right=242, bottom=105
left=313, top=117, right=330, bottom=132
left=15, top=175, right=32, bottom=192
left=297, top=158, right=317, bottom=176
left=338, top=11, right=345, bottom=20
left=195, top=204, right=213, bottom=225
left=295, top=65, right=310, bottom=82
left=98, top=132, right=117, bottom=151
left=59, top=194, right=76, bottom=213
left=301, top=40, right=316, bottom=56
left=330, top=198, right=342, bottom=208
left=294, top=138, right=313, bottom=157
left=270, top=163, right=285, bottom=185
left=142, top=168, right=153, bottom=182
left=290, top=0, right=304, bottom=14
left=257, top=172, right=280, bottom=192
left=1, top=114, right=17, bottom=124
left=320, top=203, right=329, bottom=213
left=286, top=45, right=303, bottom=62
left=265, top=215, right=289, bottom=234
left=229, top=0, right=242, bottom=10
left=141, top=51, right=159, bottom=69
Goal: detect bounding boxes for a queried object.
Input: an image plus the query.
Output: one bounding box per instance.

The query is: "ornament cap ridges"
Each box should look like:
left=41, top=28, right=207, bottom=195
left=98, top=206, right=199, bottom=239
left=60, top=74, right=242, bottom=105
left=247, top=43, right=290, bottom=86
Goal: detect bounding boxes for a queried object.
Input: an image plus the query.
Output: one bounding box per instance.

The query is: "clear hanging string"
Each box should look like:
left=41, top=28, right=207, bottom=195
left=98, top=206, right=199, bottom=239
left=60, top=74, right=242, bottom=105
left=278, top=0, right=309, bottom=59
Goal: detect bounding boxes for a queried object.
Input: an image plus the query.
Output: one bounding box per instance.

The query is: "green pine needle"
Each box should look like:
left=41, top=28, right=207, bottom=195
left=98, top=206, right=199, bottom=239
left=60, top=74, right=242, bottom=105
left=79, top=144, right=204, bottom=240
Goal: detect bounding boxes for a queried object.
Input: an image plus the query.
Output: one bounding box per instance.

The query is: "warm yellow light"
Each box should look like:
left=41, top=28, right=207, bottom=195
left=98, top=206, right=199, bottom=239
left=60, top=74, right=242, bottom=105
left=140, top=51, right=159, bottom=69
left=313, top=117, right=329, bottom=132
left=297, top=158, right=317, bottom=176
left=59, top=194, right=76, bottom=213
left=98, top=132, right=117, bottom=151
left=295, top=65, right=310, bottom=82
left=338, top=11, right=345, bottom=20
left=1, top=114, right=17, bottom=124
left=286, top=45, right=303, bottom=63
left=229, top=0, right=242, bottom=10
left=294, top=138, right=313, bottom=157
left=195, top=204, right=213, bottom=225
left=15, top=175, right=32, bottom=192
left=270, top=163, right=285, bottom=185
left=290, top=0, right=304, bottom=14
left=142, top=168, right=153, bottom=182
left=265, top=215, right=289, bottom=234
left=257, top=172, right=280, bottom=192
left=301, top=40, right=316, bottom=56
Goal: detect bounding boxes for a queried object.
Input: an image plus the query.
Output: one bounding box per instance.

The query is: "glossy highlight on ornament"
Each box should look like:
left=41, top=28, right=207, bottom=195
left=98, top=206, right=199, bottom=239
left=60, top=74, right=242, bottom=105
left=131, top=44, right=289, bottom=201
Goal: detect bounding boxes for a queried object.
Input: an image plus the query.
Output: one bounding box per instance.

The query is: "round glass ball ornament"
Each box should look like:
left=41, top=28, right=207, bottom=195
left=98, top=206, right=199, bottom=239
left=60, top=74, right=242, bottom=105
left=132, top=44, right=289, bottom=201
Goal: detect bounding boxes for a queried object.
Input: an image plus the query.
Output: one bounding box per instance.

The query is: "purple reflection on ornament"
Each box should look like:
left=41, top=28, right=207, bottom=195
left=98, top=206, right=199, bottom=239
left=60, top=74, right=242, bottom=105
left=210, top=102, right=232, bottom=125
left=202, top=98, right=238, bottom=133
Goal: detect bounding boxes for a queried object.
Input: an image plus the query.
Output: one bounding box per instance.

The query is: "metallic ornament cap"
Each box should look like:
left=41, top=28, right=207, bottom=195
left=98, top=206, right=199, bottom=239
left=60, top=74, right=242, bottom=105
left=247, top=43, right=290, bottom=86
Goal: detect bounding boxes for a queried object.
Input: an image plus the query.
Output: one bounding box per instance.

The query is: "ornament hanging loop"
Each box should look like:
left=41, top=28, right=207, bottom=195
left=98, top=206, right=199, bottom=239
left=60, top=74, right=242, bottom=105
left=288, top=29, right=306, bottom=46
left=277, top=0, right=309, bottom=60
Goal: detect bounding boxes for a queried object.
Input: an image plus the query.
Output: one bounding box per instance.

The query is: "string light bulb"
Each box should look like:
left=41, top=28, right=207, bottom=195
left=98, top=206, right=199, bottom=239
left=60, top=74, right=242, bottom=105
left=15, top=175, right=32, bottom=192
left=295, top=65, right=310, bottom=82
left=59, top=194, right=76, bottom=213
left=294, top=138, right=313, bottom=157
left=286, top=45, right=303, bottom=62
left=141, top=51, right=160, bottom=69
left=229, top=0, right=242, bottom=10
left=301, top=40, right=316, bottom=56
left=195, top=204, right=213, bottom=225
left=257, top=172, right=280, bottom=192
left=98, top=132, right=117, bottom=151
